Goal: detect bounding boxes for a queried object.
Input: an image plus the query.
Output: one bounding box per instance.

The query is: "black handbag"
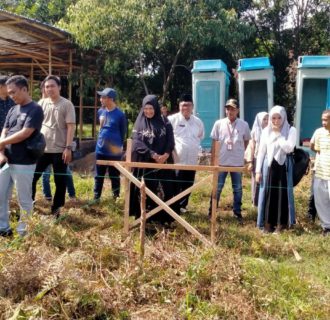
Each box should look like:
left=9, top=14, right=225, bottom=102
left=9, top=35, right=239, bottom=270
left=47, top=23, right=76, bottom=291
left=26, top=131, right=46, bottom=159
left=291, top=148, right=310, bottom=187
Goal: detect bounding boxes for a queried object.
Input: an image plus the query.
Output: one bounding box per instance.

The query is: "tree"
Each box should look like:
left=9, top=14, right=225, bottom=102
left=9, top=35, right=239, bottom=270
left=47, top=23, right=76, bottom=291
left=59, top=0, right=254, bottom=103
left=1, top=0, right=77, bottom=24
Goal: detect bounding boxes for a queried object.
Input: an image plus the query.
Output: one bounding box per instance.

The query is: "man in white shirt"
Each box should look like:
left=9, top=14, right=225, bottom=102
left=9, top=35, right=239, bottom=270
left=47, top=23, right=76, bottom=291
left=168, top=94, right=204, bottom=213
left=209, top=99, right=250, bottom=222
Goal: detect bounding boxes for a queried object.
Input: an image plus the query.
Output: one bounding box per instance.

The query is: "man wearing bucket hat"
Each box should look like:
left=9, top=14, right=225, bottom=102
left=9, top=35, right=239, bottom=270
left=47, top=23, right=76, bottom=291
left=94, top=87, right=127, bottom=200
left=209, top=98, right=250, bottom=223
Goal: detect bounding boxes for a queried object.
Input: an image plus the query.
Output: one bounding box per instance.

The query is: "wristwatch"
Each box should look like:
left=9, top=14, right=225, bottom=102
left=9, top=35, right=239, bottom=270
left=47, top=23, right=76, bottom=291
left=65, top=145, right=72, bottom=150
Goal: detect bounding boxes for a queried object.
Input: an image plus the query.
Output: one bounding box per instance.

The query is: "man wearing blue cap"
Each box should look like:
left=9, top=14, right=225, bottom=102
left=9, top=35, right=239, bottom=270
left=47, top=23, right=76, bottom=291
left=94, top=88, right=127, bottom=200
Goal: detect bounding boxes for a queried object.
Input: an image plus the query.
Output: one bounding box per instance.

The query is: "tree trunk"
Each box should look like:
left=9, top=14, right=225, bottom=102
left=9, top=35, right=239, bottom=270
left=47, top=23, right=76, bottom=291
left=161, top=35, right=189, bottom=104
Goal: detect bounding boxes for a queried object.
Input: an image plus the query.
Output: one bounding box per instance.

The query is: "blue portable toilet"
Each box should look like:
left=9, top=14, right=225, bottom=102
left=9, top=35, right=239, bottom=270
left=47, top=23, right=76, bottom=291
left=192, top=59, right=230, bottom=149
left=237, top=57, right=274, bottom=128
left=295, top=55, right=330, bottom=146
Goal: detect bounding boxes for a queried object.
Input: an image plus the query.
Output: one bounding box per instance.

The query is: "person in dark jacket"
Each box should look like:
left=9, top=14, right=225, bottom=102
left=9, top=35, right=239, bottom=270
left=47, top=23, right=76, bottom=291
left=129, top=95, right=177, bottom=223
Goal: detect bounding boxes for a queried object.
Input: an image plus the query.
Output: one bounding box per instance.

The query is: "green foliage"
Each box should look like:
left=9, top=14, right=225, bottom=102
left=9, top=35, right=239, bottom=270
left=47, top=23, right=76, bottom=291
left=1, top=0, right=77, bottom=24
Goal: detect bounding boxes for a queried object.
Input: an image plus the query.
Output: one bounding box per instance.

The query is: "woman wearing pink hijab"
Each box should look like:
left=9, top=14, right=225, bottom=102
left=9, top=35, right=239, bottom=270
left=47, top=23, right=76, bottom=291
left=245, top=111, right=269, bottom=206
left=255, top=106, right=296, bottom=233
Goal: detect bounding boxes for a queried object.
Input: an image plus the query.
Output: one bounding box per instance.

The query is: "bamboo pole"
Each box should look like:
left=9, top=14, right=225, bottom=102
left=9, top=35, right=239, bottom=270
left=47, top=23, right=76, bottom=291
left=114, top=162, right=212, bottom=246
left=211, top=141, right=220, bottom=243
left=139, top=178, right=146, bottom=260
left=123, top=139, right=132, bottom=234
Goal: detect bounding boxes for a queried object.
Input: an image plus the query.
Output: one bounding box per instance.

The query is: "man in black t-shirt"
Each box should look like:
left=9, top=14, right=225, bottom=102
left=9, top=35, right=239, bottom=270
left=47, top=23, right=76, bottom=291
left=0, top=75, right=44, bottom=237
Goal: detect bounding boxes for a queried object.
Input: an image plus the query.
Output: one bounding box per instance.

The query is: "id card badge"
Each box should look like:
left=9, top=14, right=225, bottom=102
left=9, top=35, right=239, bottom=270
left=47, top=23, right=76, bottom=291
left=227, top=141, right=233, bottom=151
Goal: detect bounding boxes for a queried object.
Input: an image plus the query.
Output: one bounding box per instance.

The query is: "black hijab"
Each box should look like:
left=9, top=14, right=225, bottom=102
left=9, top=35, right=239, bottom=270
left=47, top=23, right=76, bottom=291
left=132, top=95, right=174, bottom=160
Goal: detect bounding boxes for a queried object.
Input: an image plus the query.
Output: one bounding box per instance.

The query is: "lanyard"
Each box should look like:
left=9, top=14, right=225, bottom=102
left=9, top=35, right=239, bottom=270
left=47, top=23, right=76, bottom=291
left=227, top=121, right=236, bottom=142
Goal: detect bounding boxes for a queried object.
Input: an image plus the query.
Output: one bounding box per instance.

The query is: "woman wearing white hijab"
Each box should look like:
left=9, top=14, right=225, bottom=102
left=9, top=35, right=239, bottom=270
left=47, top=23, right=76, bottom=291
left=255, top=106, right=296, bottom=232
left=245, top=111, right=269, bottom=206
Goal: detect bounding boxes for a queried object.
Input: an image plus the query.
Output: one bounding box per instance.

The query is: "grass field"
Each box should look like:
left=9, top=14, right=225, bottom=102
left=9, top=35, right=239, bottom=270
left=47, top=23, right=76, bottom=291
left=0, top=168, right=329, bottom=319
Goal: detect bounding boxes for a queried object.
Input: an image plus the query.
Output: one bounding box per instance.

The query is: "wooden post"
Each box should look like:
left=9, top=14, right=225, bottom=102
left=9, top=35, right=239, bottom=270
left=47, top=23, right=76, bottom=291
left=93, top=83, right=97, bottom=139
left=48, top=42, right=52, bottom=74
left=68, top=49, right=72, bottom=101
left=139, top=178, right=146, bottom=260
left=29, top=62, right=34, bottom=97
left=123, top=139, right=132, bottom=234
left=79, top=73, right=83, bottom=145
left=211, top=141, right=220, bottom=243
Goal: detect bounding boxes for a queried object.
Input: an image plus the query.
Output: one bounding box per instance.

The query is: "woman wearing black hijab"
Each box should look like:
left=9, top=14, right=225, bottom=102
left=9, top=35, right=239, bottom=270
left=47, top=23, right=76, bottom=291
left=129, top=95, right=177, bottom=223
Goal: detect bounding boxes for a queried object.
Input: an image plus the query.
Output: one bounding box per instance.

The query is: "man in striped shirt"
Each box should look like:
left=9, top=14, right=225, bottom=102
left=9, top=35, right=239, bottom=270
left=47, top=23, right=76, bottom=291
left=311, top=110, right=330, bottom=235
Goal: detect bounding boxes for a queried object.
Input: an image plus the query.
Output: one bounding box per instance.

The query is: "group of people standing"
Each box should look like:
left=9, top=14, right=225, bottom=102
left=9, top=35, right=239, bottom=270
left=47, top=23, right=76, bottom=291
left=1, top=76, right=330, bottom=237
left=0, top=75, right=75, bottom=236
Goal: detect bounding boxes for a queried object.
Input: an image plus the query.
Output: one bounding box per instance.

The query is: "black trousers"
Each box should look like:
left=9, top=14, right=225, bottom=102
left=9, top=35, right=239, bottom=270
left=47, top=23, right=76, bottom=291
left=32, top=153, right=67, bottom=213
left=175, top=170, right=196, bottom=209
left=94, top=153, right=121, bottom=199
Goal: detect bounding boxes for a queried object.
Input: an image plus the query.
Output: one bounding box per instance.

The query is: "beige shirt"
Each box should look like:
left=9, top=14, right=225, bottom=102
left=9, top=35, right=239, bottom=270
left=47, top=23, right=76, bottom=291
left=39, top=96, right=76, bottom=153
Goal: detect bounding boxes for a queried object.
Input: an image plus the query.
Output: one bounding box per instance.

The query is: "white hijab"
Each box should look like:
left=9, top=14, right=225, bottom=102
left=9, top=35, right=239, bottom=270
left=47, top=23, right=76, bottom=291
left=251, top=111, right=268, bottom=144
left=264, top=105, right=291, bottom=166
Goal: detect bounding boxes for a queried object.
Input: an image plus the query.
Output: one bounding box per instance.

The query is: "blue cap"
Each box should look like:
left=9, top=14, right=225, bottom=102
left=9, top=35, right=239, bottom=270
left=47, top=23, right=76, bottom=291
left=97, top=87, right=117, bottom=100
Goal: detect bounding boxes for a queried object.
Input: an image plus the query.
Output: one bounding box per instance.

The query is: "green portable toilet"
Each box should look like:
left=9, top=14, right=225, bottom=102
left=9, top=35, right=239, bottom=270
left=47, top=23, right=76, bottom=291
left=192, top=59, right=230, bottom=149
left=237, top=57, right=274, bottom=128
left=295, top=55, right=330, bottom=146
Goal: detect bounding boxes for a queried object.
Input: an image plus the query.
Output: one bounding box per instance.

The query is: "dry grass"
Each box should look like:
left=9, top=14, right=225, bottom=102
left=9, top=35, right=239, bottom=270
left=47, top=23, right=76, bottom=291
left=0, top=170, right=329, bottom=319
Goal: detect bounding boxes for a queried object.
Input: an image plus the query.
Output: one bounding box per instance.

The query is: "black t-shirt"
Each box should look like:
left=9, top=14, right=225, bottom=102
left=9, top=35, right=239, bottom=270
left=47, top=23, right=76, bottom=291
left=4, top=101, right=44, bottom=164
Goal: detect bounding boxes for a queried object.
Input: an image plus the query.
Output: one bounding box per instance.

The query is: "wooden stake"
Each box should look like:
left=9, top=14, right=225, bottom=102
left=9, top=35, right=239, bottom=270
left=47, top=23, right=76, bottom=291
left=139, top=178, right=146, bottom=260
left=211, top=141, right=220, bottom=243
left=123, top=139, right=132, bottom=234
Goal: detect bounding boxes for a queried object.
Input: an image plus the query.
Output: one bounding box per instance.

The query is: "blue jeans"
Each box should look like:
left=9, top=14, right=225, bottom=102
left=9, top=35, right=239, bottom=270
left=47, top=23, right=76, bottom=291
left=216, top=171, right=242, bottom=214
left=42, top=165, right=76, bottom=198
left=0, top=164, right=36, bottom=235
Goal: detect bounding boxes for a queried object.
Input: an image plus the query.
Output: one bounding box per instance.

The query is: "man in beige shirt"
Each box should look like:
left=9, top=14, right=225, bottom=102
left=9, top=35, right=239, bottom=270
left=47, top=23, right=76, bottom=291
left=32, top=75, right=76, bottom=217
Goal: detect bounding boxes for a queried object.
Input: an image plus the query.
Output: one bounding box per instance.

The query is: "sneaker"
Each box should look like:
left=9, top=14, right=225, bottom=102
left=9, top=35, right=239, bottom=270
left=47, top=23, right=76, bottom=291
left=0, top=229, right=13, bottom=237
left=180, top=207, right=187, bottom=214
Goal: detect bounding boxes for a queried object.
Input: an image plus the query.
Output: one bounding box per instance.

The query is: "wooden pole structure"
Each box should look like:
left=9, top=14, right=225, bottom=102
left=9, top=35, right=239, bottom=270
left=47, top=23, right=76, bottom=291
left=114, top=162, right=212, bottom=246
left=139, top=178, right=146, bottom=260
left=68, top=49, right=72, bottom=101
left=211, top=141, right=220, bottom=243
left=93, top=84, right=97, bottom=138
left=48, top=41, right=52, bottom=74
left=123, top=139, right=132, bottom=234
left=79, top=73, right=83, bottom=144
left=131, top=175, right=212, bottom=228
left=29, top=62, right=34, bottom=97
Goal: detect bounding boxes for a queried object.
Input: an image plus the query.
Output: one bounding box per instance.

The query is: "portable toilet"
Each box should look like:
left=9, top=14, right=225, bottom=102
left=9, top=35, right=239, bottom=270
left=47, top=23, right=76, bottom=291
left=192, top=59, right=230, bottom=149
left=295, top=55, right=330, bottom=146
left=237, top=57, right=274, bottom=128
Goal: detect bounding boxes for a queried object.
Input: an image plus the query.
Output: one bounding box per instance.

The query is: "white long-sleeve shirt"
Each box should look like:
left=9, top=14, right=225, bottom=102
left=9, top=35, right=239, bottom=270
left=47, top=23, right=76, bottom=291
left=168, top=112, right=204, bottom=165
left=256, top=126, right=296, bottom=173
